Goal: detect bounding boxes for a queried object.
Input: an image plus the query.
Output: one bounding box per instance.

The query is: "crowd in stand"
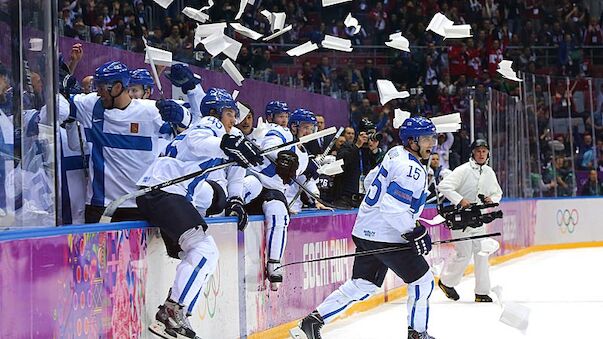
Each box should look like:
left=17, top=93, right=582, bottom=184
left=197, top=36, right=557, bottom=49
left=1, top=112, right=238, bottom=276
left=49, top=0, right=603, bottom=200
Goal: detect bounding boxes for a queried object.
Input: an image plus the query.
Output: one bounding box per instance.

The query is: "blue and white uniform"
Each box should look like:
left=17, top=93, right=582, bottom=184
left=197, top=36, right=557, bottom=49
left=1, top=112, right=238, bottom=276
left=310, top=117, right=438, bottom=336
left=68, top=92, right=178, bottom=208
left=353, top=146, right=429, bottom=243
left=244, top=123, right=295, bottom=265
left=138, top=115, right=228, bottom=198
left=59, top=124, right=88, bottom=224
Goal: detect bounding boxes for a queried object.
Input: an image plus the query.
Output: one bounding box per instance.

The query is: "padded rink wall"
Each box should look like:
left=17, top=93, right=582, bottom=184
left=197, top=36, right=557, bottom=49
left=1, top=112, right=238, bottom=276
left=0, top=197, right=601, bottom=338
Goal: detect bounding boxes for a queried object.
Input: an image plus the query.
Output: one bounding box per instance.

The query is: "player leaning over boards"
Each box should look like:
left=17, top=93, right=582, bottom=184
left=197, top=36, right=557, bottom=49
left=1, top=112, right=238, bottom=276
left=136, top=89, right=263, bottom=339
left=291, top=117, right=438, bottom=339
left=62, top=61, right=192, bottom=223
left=437, top=139, right=503, bottom=303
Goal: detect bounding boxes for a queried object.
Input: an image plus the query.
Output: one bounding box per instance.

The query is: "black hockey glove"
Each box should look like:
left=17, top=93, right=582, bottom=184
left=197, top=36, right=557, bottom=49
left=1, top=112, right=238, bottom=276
left=225, top=197, right=248, bottom=231
left=275, top=150, right=299, bottom=184
left=220, top=134, right=263, bottom=168
left=402, top=224, right=432, bottom=256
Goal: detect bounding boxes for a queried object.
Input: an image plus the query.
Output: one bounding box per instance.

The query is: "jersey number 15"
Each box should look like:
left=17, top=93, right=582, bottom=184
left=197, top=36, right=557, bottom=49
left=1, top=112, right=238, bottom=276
left=364, top=166, right=389, bottom=206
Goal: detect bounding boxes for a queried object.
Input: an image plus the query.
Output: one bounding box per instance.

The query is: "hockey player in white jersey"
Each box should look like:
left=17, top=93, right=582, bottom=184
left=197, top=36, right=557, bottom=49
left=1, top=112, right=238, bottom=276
left=283, top=109, right=330, bottom=214
left=136, top=88, right=263, bottom=339
left=242, top=108, right=303, bottom=290
left=437, top=139, right=503, bottom=303
left=265, top=100, right=290, bottom=127
left=128, top=68, right=155, bottom=100
left=64, top=61, right=192, bottom=223
left=292, top=116, right=438, bottom=339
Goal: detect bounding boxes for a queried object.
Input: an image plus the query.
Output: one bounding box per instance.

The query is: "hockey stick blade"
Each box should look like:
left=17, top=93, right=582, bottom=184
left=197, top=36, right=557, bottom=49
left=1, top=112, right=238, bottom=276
left=99, top=127, right=337, bottom=222
left=275, top=232, right=502, bottom=270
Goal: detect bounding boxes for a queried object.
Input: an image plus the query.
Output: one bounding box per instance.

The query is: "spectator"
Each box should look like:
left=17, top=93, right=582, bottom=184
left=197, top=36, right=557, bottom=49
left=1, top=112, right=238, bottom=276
left=369, top=2, right=388, bottom=45
left=313, top=56, right=333, bottom=92
left=164, top=24, right=183, bottom=51
left=580, top=170, right=602, bottom=196
left=450, top=129, right=471, bottom=169
left=343, top=126, right=355, bottom=144
left=343, top=59, right=364, bottom=91
left=422, top=55, right=440, bottom=106
left=433, top=132, right=455, bottom=170
left=236, top=46, right=253, bottom=77
left=553, top=157, right=575, bottom=196
left=361, top=59, right=380, bottom=91
left=332, top=120, right=380, bottom=208
left=252, top=49, right=273, bottom=72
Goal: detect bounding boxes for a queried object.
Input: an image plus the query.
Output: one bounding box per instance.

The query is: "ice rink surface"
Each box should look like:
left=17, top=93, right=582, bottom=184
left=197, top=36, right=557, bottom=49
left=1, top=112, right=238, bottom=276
left=322, top=247, right=603, bottom=339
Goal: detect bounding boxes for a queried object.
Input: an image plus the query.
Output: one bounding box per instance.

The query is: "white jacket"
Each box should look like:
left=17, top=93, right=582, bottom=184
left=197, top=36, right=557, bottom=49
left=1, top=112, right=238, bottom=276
left=437, top=158, right=503, bottom=205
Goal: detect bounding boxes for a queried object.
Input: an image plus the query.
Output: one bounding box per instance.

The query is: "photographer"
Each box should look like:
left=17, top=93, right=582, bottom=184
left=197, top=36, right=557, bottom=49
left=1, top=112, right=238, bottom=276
left=332, top=119, right=382, bottom=208
left=437, top=139, right=503, bottom=303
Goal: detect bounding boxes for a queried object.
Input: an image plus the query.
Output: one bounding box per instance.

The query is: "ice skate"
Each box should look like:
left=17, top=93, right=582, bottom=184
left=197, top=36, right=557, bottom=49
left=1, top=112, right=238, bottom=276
left=475, top=294, right=493, bottom=302
left=267, top=259, right=283, bottom=291
left=289, top=310, right=324, bottom=339
left=437, top=279, right=459, bottom=301
left=149, top=299, right=197, bottom=339
left=408, top=327, right=436, bottom=339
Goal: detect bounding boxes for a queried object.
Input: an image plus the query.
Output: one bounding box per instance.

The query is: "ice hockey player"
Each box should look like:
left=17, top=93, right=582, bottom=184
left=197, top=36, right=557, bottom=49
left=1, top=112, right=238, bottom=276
left=242, top=106, right=303, bottom=290
left=265, top=100, right=290, bottom=127
left=291, top=116, right=438, bottom=339
left=63, top=61, right=192, bottom=223
left=136, top=88, right=263, bottom=339
left=437, top=139, right=502, bottom=303
left=128, top=68, right=154, bottom=99
left=284, top=108, right=330, bottom=213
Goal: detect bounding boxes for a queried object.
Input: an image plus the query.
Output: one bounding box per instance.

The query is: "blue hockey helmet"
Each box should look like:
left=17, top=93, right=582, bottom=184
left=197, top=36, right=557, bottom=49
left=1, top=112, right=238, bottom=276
left=265, top=100, right=290, bottom=118
left=288, top=108, right=317, bottom=129
left=398, top=116, right=437, bottom=146
left=94, top=61, right=130, bottom=87
left=201, top=88, right=239, bottom=118
left=129, top=68, right=154, bottom=87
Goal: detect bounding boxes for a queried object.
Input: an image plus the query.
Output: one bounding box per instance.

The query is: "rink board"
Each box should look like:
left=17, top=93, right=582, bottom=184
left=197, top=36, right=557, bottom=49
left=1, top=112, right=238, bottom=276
left=0, top=197, right=601, bottom=338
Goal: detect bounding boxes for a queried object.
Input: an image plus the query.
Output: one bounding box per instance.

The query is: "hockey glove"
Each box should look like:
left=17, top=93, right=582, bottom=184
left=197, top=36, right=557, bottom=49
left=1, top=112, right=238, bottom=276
left=164, top=64, right=201, bottom=93
left=402, top=224, right=432, bottom=256
left=275, top=150, right=299, bottom=184
left=225, top=197, right=248, bottom=231
left=220, top=134, right=263, bottom=168
left=303, top=157, right=320, bottom=180
left=156, top=99, right=190, bottom=129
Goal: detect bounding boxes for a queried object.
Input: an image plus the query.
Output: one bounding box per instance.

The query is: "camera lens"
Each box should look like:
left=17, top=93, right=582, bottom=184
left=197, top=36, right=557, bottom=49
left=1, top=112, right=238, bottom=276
left=369, top=132, right=383, bottom=142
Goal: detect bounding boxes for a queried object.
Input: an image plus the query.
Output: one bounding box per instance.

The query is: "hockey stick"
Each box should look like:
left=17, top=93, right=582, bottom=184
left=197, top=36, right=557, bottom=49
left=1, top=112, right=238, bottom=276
left=99, top=127, right=337, bottom=222
left=288, top=127, right=344, bottom=208
left=276, top=232, right=502, bottom=270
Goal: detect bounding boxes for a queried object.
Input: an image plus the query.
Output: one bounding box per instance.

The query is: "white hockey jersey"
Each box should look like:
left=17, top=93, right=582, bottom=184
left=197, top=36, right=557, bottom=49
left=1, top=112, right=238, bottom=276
left=352, top=146, right=429, bottom=243
left=437, top=158, right=503, bottom=205
left=138, top=116, right=229, bottom=200
left=204, top=125, right=245, bottom=200
left=250, top=123, right=313, bottom=194
left=68, top=93, right=188, bottom=207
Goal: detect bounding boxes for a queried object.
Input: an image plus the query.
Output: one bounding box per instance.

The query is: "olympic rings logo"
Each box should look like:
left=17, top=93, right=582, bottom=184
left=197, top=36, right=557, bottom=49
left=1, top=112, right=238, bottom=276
left=556, top=209, right=578, bottom=234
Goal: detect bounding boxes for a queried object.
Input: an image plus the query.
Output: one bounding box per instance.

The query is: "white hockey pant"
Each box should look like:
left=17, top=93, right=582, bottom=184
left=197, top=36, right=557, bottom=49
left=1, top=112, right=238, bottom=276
left=193, top=181, right=214, bottom=217
left=440, top=227, right=490, bottom=294
left=242, top=175, right=263, bottom=204
left=316, top=278, right=377, bottom=323
left=170, top=228, right=219, bottom=312
left=407, top=270, right=435, bottom=333
left=263, top=200, right=289, bottom=261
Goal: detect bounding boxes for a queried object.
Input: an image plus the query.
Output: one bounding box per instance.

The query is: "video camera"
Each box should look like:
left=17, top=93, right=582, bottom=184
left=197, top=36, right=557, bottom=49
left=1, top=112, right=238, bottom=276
left=440, top=195, right=503, bottom=231
left=359, top=118, right=382, bottom=142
